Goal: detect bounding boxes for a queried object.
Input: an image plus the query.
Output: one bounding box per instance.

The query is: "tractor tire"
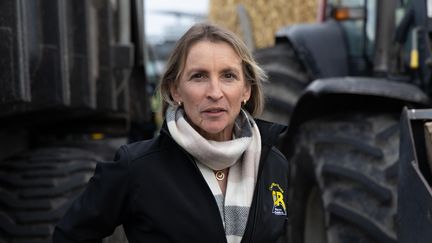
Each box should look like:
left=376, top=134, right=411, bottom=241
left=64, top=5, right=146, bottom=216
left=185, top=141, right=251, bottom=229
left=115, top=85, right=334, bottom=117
left=288, top=112, right=399, bottom=243
left=254, top=43, right=310, bottom=124
left=0, top=147, right=127, bottom=243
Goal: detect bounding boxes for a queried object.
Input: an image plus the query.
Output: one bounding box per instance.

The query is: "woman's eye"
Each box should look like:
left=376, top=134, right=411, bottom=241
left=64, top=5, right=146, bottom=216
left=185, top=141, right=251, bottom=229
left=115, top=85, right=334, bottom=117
left=224, top=73, right=237, bottom=80
left=191, top=73, right=204, bottom=80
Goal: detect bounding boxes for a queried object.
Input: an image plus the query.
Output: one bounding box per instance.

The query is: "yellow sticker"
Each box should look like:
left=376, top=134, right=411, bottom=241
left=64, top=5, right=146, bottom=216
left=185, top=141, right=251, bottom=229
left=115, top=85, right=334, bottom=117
left=269, top=183, right=286, bottom=216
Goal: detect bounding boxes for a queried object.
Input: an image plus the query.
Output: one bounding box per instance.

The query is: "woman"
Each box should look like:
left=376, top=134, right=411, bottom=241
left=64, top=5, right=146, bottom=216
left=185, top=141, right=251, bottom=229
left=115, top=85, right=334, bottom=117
left=54, top=22, right=289, bottom=243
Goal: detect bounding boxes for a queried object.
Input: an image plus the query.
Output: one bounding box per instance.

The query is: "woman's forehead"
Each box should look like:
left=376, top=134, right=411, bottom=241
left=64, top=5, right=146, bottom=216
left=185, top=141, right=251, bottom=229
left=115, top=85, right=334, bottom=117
left=185, top=41, right=242, bottom=66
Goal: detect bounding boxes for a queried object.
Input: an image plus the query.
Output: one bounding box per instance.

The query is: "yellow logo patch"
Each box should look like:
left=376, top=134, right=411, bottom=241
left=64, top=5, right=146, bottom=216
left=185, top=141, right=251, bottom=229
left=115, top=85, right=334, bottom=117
left=269, top=183, right=286, bottom=216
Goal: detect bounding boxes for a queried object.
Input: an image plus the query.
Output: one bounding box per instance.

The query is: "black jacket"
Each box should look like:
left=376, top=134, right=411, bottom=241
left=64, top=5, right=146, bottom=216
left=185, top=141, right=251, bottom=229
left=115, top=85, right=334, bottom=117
left=53, top=120, right=289, bottom=243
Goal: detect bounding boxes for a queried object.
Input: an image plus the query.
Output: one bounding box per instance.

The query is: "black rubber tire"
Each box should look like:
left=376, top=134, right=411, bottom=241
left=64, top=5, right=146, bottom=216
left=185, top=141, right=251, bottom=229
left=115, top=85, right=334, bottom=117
left=254, top=43, right=311, bottom=124
left=0, top=146, right=126, bottom=243
left=288, top=112, right=399, bottom=243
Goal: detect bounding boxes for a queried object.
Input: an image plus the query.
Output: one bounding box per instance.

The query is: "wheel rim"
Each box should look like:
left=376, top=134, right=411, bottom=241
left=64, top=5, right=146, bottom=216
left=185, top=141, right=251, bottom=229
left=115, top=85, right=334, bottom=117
left=304, top=186, right=327, bottom=243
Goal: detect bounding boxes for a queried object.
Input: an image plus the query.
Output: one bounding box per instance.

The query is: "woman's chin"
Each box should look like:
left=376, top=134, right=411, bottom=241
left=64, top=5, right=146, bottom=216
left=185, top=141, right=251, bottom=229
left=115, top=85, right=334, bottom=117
left=199, top=124, right=231, bottom=140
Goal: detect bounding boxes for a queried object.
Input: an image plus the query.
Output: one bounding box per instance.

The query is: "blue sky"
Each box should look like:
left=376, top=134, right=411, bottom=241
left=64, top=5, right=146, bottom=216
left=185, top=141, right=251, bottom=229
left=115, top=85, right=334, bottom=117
left=145, top=0, right=209, bottom=40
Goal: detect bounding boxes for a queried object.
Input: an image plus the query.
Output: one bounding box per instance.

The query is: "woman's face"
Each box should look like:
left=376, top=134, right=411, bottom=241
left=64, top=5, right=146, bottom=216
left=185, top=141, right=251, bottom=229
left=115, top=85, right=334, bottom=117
left=171, top=40, right=251, bottom=141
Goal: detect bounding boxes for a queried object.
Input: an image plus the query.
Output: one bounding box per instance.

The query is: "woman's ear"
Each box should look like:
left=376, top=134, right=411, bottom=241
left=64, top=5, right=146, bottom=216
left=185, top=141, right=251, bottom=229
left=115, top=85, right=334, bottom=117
left=170, top=83, right=181, bottom=103
left=242, top=83, right=252, bottom=102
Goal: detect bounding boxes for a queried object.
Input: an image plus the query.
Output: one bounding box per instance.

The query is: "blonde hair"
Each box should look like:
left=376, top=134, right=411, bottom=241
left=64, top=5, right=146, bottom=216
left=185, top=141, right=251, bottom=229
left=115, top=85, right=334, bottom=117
left=158, top=22, right=266, bottom=117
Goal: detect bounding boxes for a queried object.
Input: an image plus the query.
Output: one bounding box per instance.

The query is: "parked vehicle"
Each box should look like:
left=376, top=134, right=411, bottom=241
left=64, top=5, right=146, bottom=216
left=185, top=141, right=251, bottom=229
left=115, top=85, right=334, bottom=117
left=0, top=1, right=154, bottom=242
left=256, top=0, right=432, bottom=242
left=398, top=107, right=432, bottom=243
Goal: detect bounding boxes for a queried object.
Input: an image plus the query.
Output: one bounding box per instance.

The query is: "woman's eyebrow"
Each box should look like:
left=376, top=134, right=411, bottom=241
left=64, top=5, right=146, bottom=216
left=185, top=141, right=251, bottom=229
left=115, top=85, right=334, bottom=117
left=220, top=67, right=241, bottom=75
left=184, top=66, right=241, bottom=76
left=184, top=68, right=208, bottom=76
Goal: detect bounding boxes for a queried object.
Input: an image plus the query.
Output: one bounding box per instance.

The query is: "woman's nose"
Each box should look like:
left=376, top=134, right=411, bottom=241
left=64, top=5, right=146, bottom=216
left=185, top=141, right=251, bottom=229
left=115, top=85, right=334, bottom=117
left=207, top=78, right=223, bottom=101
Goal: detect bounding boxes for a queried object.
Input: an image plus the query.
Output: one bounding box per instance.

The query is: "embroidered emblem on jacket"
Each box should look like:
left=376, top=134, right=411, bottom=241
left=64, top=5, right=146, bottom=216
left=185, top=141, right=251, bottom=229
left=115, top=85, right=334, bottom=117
left=269, top=183, right=286, bottom=216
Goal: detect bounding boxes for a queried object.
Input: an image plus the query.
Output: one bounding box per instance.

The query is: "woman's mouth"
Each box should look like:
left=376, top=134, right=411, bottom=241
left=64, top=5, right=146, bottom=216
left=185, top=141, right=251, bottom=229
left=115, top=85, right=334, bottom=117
left=202, top=107, right=227, bottom=116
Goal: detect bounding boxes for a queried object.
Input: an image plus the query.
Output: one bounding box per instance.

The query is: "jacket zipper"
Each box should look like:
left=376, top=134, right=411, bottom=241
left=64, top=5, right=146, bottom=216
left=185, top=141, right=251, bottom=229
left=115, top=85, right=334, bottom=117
left=249, top=176, right=261, bottom=243
left=161, top=128, right=228, bottom=242
left=184, top=150, right=229, bottom=243
left=245, top=143, right=272, bottom=243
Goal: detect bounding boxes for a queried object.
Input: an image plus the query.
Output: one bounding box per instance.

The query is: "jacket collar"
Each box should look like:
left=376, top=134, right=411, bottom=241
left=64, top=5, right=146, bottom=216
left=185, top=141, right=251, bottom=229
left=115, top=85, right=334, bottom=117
left=254, top=119, right=287, bottom=148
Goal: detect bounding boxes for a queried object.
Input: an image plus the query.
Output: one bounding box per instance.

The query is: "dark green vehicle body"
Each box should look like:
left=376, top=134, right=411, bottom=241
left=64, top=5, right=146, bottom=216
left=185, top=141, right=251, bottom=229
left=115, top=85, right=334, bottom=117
left=256, top=0, right=432, bottom=242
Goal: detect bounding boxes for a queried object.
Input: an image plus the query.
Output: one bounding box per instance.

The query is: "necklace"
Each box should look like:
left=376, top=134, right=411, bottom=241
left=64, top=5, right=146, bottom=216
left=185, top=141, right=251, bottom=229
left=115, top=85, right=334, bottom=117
left=215, top=170, right=225, bottom=181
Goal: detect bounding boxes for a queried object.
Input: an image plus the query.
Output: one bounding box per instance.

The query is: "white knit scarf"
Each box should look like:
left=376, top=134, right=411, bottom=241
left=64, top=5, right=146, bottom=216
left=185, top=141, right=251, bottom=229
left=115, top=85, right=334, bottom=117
left=166, top=105, right=261, bottom=243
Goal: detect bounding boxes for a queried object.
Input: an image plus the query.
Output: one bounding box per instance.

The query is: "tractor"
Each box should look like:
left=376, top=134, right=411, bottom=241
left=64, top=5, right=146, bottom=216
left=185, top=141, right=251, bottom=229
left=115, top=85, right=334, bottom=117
left=0, top=0, right=154, bottom=242
left=397, top=107, right=432, bottom=243
left=254, top=0, right=432, bottom=242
